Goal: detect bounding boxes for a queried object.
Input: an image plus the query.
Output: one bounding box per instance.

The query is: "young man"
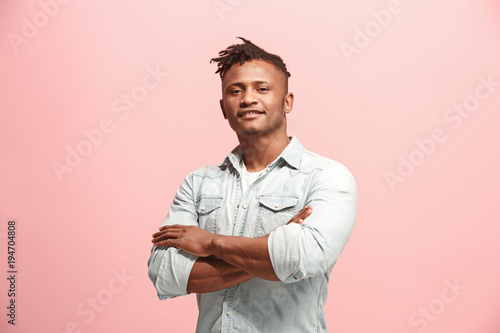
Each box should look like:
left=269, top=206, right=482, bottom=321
left=148, top=37, right=357, bottom=332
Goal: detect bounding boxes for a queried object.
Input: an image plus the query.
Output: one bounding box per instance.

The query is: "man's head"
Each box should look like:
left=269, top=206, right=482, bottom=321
left=211, top=37, right=294, bottom=139
left=210, top=37, right=291, bottom=92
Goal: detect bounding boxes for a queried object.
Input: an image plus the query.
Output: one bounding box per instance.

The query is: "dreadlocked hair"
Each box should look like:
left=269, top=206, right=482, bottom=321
left=210, top=37, right=291, bottom=90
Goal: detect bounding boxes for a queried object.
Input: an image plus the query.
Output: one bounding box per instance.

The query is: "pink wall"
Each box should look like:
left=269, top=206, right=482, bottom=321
left=1, top=0, right=499, bottom=332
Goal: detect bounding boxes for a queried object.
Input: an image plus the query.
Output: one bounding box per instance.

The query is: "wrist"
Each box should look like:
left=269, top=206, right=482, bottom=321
left=210, top=235, right=225, bottom=257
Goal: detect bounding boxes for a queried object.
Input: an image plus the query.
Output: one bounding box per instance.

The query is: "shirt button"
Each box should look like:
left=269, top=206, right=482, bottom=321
left=274, top=204, right=280, bottom=208
left=293, top=276, right=298, bottom=280
left=237, top=204, right=240, bottom=208
left=201, top=206, right=206, bottom=211
left=242, top=204, right=247, bottom=209
left=226, top=310, right=230, bottom=316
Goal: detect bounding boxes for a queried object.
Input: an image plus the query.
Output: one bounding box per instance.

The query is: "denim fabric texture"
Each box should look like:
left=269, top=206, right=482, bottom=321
left=148, top=136, right=357, bottom=332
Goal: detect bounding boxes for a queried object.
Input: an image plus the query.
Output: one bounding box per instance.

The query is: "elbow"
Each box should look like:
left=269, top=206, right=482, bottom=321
left=148, top=247, right=197, bottom=299
left=298, top=228, right=348, bottom=279
left=269, top=224, right=349, bottom=283
left=147, top=245, right=162, bottom=286
left=147, top=263, right=159, bottom=286
left=302, top=245, right=340, bottom=278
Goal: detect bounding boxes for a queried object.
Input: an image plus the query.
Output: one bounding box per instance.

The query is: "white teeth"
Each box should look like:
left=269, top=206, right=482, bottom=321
left=239, top=111, right=262, bottom=117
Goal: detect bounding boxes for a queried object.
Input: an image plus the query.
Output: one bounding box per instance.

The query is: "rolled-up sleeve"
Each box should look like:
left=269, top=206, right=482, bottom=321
left=148, top=172, right=199, bottom=299
left=268, top=162, right=357, bottom=282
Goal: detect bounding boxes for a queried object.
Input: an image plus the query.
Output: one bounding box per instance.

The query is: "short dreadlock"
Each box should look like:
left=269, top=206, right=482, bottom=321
left=210, top=37, right=291, bottom=92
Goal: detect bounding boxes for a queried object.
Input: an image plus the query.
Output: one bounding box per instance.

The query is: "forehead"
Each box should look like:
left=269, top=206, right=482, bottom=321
left=222, top=59, right=284, bottom=87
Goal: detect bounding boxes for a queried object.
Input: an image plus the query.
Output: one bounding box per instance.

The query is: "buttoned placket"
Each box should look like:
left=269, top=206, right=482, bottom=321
left=220, top=158, right=279, bottom=332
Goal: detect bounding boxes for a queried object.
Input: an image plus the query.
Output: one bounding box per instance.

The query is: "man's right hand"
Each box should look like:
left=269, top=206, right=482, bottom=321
left=286, top=205, right=313, bottom=225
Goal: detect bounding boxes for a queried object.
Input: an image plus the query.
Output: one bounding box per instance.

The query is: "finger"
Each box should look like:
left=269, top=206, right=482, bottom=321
left=286, top=214, right=300, bottom=225
left=286, top=213, right=306, bottom=225
left=152, top=231, right=181, bottom=244
left=152, top=230, right=166, bottom=238
left=297, top=205, right=310, bottom=215
left=286, top=206, right=308, bottom=225
left=152, top=232, right=176, bottom=243
left=155, top=238, right=177, bottom=248
left=301, top=206, right=313, bottom=220
left=152, top=229, right=175, bottom=238
left=159, top=224, right=183, bottom=231
left=287, top=218, right=304, bottom=226
left=286, top=206, right=313, bottom=225
left=291, top=206, right=309, bottom=219
left=292, top=205, right=311, bottom=221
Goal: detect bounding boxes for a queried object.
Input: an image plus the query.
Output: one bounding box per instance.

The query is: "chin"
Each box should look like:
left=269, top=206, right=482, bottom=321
left=242, top=130, right=260, bottom=136
left=236, top=126, right=260, bottom=136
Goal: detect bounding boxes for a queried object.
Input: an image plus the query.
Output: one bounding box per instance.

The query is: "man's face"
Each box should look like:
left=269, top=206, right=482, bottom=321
left=219, top=59, right=293, bottom=138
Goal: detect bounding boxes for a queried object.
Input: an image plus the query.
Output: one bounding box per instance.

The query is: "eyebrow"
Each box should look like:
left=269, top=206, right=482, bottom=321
left=225, top=81, right=271, bottom=91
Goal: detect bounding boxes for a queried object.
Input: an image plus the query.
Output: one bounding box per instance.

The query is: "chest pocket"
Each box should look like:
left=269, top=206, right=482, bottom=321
left=196, top=195, right=223, bottom=233
left=255, top=193, right=299, bottom=236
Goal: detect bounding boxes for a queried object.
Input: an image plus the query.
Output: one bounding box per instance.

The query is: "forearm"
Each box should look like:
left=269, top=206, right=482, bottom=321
left=210, top=234, right=280, bottom=281
left=153, top=207, right=313, bottom=284
left=187, top=256, right=254, bottom=293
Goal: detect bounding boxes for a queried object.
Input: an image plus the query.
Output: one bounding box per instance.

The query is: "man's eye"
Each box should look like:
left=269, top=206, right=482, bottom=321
left=231, top=89, right=242, bottom=94
left=258, top=87, right=269, bottom=92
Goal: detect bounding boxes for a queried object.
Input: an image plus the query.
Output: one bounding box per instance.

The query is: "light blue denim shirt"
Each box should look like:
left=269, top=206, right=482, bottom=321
left=148, top=136, right=357, bottom=333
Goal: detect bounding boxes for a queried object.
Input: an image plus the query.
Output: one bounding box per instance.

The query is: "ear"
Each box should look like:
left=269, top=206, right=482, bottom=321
left=283, top=92, right=294, bottom=115
left=219, top=99, right=227, bottom=119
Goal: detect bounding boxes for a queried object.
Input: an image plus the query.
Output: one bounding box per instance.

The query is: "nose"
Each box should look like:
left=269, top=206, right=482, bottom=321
left=240, top=89, right=258, bottom=107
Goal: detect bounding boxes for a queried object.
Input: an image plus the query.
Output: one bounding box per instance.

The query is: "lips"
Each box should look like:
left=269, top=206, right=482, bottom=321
left=238, top=109, right=265, bottom=118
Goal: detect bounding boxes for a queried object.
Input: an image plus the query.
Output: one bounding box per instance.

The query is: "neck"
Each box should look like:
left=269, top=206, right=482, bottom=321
left=237, top=133, right=291, bottom=172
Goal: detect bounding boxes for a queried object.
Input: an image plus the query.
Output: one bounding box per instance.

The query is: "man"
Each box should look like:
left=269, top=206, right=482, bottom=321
left=148, top=37, right=357, bottom=332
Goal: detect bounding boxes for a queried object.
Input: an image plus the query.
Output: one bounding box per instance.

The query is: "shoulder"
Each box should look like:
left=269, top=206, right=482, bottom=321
left=301, top=149, right=354, bottom=176
left=300, top=149, right=356, bottom=189
left=184, top=164, right=226, bottom=181
left=174, top=164, right=225, bottom=199
left=179, top=152, right=233, bottom=184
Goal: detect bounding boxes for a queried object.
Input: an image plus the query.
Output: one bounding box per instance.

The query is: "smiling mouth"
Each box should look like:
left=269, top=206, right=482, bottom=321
left=238, top=110, right=265, bottom=118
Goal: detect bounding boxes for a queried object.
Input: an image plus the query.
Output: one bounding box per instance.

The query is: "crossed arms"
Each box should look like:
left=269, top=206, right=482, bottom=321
left=148, top=162, right=357, bottom=298
left=151, top=206, right=312, bottom=293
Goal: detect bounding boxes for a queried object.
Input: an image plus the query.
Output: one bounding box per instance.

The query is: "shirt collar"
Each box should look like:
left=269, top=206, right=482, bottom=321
left=220, top=135, right=305, bottom=173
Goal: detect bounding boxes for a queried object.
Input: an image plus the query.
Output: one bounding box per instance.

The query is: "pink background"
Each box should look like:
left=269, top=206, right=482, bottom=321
left=1, top=0, right=500, bottom=332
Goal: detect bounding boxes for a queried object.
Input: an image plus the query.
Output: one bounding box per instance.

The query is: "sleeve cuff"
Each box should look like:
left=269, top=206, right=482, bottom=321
left=268, top=223, right=304, bottom=282
left=150, top=246, right=198, bottom=299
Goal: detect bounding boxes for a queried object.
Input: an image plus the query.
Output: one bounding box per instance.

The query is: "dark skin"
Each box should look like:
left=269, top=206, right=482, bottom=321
left=219, top=59, right=294, bottom=171
left=151, top=59, right=312, bottom=293
left=152, top=206, right=312, bottom=292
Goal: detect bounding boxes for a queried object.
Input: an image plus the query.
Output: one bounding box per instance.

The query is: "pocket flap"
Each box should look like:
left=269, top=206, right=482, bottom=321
left=258, top=193, right=298, bottom=212
left=196, top=196, right=223, bottom=215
